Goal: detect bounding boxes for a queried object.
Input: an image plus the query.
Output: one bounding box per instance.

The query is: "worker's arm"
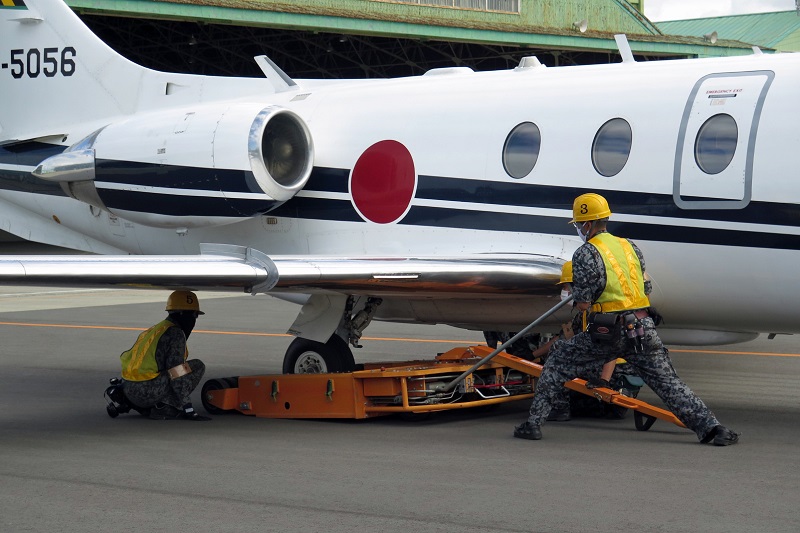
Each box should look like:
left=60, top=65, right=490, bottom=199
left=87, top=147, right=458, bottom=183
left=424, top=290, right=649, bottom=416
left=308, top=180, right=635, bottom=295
left=531, top=319, right=575, bottom=358
left=585, top=359, right=618, bottom=390
left=600, top=359, right=616, bottom=382
left=530, top=337, right=556, bottom=359
left=155, top=328, right=193, bottom=404
left=158, top=327, right=187, bottom=371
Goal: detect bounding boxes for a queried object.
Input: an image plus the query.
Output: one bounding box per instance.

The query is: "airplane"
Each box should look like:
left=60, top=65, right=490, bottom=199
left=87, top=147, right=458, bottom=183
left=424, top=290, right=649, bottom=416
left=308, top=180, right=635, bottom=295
left=0, top=0, right=797, bottom=376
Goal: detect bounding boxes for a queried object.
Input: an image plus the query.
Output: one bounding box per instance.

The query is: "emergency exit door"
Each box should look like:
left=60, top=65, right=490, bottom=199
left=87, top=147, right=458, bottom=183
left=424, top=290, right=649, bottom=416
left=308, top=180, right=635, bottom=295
left=673, top=70, right=774, bottom=209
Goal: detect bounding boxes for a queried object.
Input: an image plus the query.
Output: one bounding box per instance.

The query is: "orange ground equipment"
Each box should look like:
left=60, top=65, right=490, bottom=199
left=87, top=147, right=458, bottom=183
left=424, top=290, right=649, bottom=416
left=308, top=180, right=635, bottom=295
left=201, top=345, right=683, bottom=431
left=202, top=297, right=683, bottom=432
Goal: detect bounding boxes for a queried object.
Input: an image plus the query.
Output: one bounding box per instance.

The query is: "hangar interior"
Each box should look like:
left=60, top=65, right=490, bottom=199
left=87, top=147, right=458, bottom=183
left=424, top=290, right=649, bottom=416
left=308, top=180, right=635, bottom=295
left=66, top=0, right=758, bottom=79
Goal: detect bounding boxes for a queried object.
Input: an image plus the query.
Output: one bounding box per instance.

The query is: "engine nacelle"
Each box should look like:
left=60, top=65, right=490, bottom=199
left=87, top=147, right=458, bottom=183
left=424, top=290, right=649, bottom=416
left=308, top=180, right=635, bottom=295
left=33, top=104, right=314, bottom=228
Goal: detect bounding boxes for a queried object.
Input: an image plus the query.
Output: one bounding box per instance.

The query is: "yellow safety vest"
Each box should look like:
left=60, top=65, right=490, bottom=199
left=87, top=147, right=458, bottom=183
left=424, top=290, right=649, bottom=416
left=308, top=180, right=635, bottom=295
left=120, top=319, right=187, bottom=381
left=588, top=233, right=650, bottom=313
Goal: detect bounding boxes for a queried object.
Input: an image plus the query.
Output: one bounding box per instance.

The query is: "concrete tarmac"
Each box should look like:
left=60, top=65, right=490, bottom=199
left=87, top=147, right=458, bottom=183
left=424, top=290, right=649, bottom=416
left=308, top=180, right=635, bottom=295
left=1, top=287, right=799, bottom=533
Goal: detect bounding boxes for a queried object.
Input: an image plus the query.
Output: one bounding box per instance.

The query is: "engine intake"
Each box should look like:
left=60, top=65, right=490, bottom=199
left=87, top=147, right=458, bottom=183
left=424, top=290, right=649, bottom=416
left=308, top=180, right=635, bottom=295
left=249, top=107, right=313, bottom=202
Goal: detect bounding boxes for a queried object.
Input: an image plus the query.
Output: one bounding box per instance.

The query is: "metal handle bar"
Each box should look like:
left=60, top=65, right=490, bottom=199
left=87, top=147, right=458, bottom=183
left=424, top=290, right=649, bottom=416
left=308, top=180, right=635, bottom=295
left=435, top=295, right=574, bottom=392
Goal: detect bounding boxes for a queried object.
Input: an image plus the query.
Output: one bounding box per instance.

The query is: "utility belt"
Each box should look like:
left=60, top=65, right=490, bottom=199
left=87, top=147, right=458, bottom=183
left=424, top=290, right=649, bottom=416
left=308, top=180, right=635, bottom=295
left=587, top=308, right=657, bottom=351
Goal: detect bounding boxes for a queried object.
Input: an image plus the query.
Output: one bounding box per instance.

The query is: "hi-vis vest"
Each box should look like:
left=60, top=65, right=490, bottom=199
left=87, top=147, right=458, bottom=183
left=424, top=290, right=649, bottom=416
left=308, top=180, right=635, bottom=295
left=588, top=233, right=650, bottom=313
left=120, top=319, right=187, bottom=381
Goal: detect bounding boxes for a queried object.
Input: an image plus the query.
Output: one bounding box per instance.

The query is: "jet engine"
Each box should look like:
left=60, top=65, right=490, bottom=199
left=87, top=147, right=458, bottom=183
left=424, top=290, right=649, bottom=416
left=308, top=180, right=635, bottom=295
left=33, top=104, right=314, bottom=228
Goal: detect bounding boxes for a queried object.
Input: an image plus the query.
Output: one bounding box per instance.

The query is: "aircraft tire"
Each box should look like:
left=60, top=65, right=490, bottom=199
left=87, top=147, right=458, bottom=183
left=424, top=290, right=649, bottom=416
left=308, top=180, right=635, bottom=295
left=282, top=336, right=356, bottom=374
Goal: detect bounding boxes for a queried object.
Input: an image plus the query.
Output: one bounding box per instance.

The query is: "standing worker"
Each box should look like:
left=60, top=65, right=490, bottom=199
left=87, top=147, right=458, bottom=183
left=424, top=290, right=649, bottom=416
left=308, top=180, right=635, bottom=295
left=514, top=193, right=738, bottom=445
left=121, top=290, right=210, bottom=421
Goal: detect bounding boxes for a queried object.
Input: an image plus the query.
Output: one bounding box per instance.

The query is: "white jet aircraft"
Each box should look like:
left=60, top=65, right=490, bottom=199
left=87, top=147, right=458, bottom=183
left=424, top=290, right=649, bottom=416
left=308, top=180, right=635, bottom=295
left=0, top=0, right=796, bottom=373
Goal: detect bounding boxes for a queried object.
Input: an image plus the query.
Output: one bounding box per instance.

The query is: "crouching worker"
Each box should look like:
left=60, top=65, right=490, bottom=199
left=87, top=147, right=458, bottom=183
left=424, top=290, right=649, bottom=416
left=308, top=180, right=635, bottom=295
left=120, top=290, right=210, bottom=421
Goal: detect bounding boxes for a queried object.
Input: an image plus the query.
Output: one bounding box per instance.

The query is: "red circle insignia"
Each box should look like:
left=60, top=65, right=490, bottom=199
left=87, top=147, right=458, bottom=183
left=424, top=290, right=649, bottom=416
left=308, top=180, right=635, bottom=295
left=350, top=140, right=416, bottom=224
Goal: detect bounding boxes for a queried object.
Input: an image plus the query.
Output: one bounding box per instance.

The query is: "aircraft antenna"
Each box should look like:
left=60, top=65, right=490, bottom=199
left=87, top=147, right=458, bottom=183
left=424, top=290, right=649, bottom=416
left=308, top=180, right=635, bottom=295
left=514, top=56, right=545, bottom=71
left=614, top=34, right=635, bottom=63
left=254, top=55, right=298, bottom=93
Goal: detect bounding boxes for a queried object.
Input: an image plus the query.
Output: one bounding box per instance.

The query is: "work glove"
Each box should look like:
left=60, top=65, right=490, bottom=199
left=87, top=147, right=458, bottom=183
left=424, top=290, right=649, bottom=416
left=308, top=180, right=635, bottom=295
left=585, top=377, right=612, bottom=390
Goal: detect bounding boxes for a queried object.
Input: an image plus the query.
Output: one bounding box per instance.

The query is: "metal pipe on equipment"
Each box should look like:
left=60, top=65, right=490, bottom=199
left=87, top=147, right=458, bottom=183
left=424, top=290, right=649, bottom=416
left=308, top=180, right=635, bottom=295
left=435, top=295, right=574, bottom=392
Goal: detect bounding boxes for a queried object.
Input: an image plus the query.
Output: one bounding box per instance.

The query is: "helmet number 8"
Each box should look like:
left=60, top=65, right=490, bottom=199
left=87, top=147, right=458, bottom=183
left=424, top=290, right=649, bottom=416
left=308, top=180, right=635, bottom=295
left=580, top=203, right=589, bottom=214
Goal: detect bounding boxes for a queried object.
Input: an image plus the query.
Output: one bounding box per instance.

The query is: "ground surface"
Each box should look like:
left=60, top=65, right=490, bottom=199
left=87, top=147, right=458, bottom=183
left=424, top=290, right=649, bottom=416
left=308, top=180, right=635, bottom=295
left=0, top=281, right=798, bottom=533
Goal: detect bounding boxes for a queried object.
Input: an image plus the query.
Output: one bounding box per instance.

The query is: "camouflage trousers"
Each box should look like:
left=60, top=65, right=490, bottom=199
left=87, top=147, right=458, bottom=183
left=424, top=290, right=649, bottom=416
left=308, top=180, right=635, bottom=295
left=123, top=359, right=205, bottom=410
left=527, top=318, right=719, bottom=441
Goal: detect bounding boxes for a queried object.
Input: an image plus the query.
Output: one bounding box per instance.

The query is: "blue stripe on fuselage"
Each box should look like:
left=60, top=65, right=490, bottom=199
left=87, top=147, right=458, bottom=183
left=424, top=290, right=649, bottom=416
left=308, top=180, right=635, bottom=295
left=0, top=148, right=797, bottom=250
left=414, top=175, right=800, bottom=228
left=97, top=189, right=283, bottom=217
left=95, top=159, right=260, bottom=194
left=401, top=205, right=800, bottom=250
left=270, top=196, right=362, bottom=222
left=0, top=168, right=66, bottom=196
left=305, top=167, right=349, bottom=193
left=0, top=142, right=68, bottom=197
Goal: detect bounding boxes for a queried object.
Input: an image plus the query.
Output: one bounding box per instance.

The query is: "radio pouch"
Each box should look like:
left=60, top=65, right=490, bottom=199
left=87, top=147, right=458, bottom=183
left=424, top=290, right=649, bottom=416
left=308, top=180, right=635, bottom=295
left=588, top=313, right=619, bottom=344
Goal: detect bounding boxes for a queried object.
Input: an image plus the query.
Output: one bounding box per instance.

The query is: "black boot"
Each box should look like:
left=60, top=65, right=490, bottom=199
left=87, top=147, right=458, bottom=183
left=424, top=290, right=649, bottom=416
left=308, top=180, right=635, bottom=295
left=712, top=426, right=739, bottom=446
left=513, top=421, right=542, bottom=440
left=149, top=402, right=182, bottom=420
left=701, top=425, right=739, bottom=446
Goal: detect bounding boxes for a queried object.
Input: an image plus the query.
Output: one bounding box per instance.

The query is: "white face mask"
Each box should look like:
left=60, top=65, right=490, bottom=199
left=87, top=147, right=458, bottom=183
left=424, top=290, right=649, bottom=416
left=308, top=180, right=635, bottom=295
left=560, top=289, right=571, bottom=301
left=575, top=222, right=591, bottom=243
left=575, top=224, right=587, bottom=242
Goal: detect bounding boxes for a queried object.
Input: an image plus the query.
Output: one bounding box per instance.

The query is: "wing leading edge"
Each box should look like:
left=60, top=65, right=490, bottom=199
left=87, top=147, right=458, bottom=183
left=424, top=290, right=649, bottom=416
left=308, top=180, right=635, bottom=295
left=0, top=243, right=563, bottom=297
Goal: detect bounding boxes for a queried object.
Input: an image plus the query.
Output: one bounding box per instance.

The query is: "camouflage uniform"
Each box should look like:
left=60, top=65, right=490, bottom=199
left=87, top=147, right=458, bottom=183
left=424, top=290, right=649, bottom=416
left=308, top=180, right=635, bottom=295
left=545, top=309, right=586, bottom=414
left=122, top=324, right=205, bottom=410
left=526, top=234, right=720, bottom=441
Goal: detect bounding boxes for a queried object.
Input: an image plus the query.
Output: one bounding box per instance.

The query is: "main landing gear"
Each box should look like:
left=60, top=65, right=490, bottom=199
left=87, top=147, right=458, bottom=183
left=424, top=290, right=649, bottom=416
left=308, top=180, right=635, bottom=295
left=282, top=335, right=356, bottom=374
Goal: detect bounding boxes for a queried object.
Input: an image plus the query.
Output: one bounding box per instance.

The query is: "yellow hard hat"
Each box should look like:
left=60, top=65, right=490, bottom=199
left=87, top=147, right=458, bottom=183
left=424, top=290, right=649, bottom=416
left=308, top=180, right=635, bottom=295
left=166, top=290, right=204, bottom=314
left=557, top=261, right=573, bottom=285
left=570, top=193, right=611, bottom=223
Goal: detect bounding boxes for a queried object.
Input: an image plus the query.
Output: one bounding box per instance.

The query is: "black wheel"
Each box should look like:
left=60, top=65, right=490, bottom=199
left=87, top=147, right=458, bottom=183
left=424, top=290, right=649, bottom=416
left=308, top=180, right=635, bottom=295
left=221, top=376, right=239, bottom=388
left=201, top=378, right=237, bottom=415
left=282, top=335, right=356, bottom=374
left=106, top=404, right=119, bottom=418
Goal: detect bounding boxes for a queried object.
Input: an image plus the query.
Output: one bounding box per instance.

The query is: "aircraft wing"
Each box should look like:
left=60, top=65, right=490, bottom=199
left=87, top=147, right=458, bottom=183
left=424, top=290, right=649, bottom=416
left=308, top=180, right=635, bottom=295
left=0, top=243, right=563, bottom=297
